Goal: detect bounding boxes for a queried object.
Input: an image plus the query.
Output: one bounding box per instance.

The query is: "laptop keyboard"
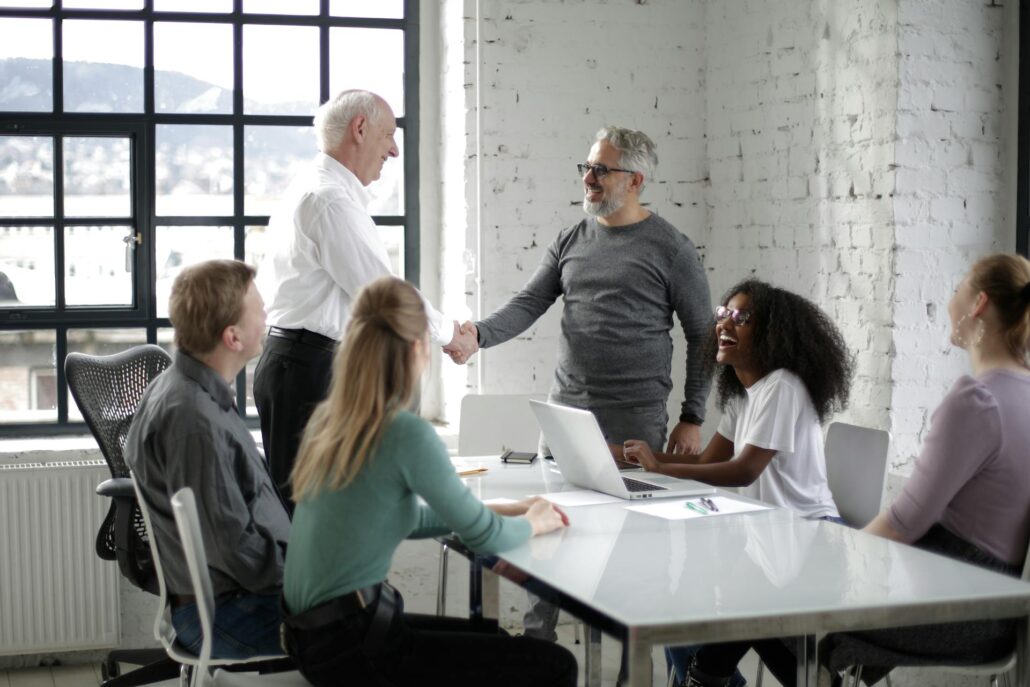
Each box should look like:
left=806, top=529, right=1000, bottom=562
left=622, top=477, right=667, bottom=492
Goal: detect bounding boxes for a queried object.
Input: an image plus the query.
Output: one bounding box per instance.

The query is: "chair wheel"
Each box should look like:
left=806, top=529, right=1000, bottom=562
left=101, top=657, right=120, bottom=680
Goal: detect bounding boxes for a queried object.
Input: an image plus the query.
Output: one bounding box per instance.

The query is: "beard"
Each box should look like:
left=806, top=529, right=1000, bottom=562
left=582, top=179, right=628, bottom=218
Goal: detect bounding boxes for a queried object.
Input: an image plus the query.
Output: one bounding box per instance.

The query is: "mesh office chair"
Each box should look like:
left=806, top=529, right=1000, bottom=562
left=65, top=344, right=177, bottom=686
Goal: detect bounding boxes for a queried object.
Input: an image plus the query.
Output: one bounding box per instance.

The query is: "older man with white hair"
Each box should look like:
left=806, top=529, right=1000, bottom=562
left=255, top=89, right=475, bottom=506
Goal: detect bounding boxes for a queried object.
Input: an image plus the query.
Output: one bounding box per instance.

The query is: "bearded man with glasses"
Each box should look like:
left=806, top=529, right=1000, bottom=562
left=454, top=126, right=714, bottom=646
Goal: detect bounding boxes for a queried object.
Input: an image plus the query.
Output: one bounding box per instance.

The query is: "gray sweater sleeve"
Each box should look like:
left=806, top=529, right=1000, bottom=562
left=670, top=240, right=713, bottom=422
left=474, top=232, right=563, bottom=348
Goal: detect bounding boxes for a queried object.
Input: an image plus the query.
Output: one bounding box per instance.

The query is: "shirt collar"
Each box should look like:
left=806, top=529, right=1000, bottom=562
left=316, top=152, right=372, bottom=209
left=174, top=350, right=236, bottom=411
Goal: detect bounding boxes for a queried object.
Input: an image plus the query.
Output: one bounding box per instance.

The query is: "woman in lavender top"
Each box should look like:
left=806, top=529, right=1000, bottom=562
left=818, top=253, right=1030, bottom=687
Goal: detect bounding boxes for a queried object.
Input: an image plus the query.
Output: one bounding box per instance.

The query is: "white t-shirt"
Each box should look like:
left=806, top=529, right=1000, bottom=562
left=717, top=369, right=838, bottom=519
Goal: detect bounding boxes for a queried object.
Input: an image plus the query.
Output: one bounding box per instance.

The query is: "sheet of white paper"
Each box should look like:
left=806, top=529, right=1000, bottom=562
left=626, top=495, right=772, bottom=520
left=450, top=457, right=490, bottom=476
left=535, top=490, right=623, bottom=508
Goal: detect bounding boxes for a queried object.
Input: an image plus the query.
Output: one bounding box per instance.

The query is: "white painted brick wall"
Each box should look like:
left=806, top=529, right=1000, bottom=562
left=444, top=0, right=1016, bottom=477
left=448, top=0, right=709, bottom=434
left=889, top=0, right=1012, bottom=473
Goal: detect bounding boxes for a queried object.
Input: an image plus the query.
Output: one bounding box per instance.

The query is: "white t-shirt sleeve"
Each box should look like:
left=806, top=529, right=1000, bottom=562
left=739, top=377, right=802, bottom=454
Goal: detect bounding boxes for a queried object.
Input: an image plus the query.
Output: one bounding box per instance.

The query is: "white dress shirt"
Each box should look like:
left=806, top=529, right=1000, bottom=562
left=258, top=153, right=452, bottom=345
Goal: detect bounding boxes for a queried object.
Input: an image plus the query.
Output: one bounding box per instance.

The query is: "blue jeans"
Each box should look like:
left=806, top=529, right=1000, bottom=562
left=666, top=644, right=747, bottom=687
left=171, top=592, right=284, bottom=659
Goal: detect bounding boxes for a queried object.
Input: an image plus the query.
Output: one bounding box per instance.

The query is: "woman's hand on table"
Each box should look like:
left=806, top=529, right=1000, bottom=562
left=525, top=498, right=569, bottom=535
left=623, top=440, right=660, bottom=472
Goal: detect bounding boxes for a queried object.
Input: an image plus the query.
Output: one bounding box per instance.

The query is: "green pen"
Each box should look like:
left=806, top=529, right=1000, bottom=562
left=685, top=501, right=708, bottom=515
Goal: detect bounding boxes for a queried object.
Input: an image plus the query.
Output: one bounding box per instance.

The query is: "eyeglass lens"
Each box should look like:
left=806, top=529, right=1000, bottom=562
left=716, top=306, right=749, bottom=325
left=578, top=163, right=609, bottom=178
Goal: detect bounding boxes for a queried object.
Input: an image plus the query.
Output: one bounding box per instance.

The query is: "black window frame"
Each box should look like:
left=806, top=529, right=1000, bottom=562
left=0, top=0, right=420, bottom=436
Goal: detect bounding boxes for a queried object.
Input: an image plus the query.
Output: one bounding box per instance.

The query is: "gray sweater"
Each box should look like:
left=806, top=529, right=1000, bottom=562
left=476, top=213, right=712, bottom=422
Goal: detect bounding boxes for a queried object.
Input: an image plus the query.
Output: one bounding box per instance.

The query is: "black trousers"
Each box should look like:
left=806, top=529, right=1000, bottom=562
left=284, top=590, right=578, bottom=687
left=253, top=333, right=335, bottom=508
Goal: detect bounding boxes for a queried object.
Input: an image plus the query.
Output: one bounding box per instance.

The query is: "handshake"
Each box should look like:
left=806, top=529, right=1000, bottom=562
left=442, top=321, right=479, bottom=365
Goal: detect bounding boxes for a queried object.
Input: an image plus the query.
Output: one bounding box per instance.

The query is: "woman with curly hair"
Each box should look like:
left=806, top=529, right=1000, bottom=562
left=623, top=278, right=853, bottom=520
left=623, top=279, right=853, bottom=687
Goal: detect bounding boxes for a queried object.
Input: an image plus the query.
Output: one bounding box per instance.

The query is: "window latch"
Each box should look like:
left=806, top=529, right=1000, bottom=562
left=122, top=231, right=141, bottom=272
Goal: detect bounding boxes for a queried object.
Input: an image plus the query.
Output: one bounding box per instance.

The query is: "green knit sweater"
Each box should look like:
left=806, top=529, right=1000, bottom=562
left=284, top=410, right=532, bottom=613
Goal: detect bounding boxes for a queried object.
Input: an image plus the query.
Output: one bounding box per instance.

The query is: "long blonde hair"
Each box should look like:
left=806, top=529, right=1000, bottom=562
left=291, top=277, right=427, bottom=501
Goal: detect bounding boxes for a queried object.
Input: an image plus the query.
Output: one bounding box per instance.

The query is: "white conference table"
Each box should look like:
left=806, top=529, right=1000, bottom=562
left=450, top=455, right=1030, bottom=687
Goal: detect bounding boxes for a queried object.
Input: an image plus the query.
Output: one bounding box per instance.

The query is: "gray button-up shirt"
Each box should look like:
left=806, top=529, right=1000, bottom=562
left=126, top=351, right=290, bottom=596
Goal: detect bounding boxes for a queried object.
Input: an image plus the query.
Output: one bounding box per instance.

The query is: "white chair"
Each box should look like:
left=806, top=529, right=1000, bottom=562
left=436, top=393, right=546, bottom=615
left=751, top=422, right=890, bottom=687
left=824, top=422, right=891, bottom=528
left=130, top=477, right=295, bottom=687
left=169, top=487, right=310, bottom=687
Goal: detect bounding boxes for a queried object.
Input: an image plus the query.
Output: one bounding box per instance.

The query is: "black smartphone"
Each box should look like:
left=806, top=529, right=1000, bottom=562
left=500, top=449, right=537, bottom=464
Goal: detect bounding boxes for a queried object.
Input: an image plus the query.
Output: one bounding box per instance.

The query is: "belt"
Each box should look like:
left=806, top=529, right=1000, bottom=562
left=283, top=584, right=383, bottom=631
left=170, top=590, right=241, bottom=608
left=267, top=327, right=337, bottom=352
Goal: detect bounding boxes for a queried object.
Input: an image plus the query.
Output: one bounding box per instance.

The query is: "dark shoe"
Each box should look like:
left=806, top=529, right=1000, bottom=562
left=683, top=655, right=732, bottom=687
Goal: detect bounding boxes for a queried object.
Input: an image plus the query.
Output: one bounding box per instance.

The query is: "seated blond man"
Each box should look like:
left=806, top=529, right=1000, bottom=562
left=126, top=259, right=290, bottom=658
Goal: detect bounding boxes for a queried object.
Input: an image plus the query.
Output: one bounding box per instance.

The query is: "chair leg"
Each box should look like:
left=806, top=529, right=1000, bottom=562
left=755, top=660, right=765, bottom=687
left=436, top=542, right=449, bottom=616
left=991, top=675, right=999, bottom=687
left=884, top=672, right=894, bottom=687
left=574, top=620, right=581, bottom=645
left=100, top=656, right=180, bottom=687
left=853, top=665, right=863, bottom=687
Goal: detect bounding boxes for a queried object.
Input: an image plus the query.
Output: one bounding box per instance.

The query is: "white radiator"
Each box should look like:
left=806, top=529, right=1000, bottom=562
left=0, top=459, right=120, bottom=655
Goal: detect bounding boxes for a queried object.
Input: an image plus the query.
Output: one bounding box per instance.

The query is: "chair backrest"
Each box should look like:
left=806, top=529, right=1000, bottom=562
left=66, top=344, right=172, bottom=478
left=171, top=487, right=217, bottom=677
left=66, top=344, right=172, bottom=589
left=458, top=393, right=546, bottom=455
left=130, top=474, right=175, bottom=648
left=824, top=422, right=891, bottom=528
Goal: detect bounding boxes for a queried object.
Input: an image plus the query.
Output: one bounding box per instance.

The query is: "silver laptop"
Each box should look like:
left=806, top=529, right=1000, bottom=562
left=530, top=400, right=715, bottom=500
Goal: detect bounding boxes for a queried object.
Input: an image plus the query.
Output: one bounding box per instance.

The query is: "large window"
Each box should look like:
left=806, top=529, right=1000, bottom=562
left=0, top=0, right=418, bottom=435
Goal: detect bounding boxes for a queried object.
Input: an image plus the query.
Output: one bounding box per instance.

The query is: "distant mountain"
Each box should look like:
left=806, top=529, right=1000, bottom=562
left=0, top=58, right=318, bottom=197
left=0, top=58, right=314, bottom=117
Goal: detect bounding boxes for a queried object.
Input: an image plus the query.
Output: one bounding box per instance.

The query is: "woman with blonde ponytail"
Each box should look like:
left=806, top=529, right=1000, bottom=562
left=809, top=253, right=1030, bottom=687
left=281, top=277, right=577, bottom=687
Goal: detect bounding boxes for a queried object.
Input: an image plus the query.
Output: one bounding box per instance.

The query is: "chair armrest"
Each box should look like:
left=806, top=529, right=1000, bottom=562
left=97, top=477, right=136, bottom=499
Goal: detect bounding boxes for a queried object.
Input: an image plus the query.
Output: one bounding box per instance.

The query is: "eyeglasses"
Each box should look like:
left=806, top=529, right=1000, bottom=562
left=715, top=305, right=753, bottom=326
left=577, top=162, right=637, bottom=179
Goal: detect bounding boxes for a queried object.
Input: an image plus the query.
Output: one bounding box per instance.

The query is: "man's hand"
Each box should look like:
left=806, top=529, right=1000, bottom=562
left=622, top=440, right=660, bottom=472
left=443, top=320, right=479, bottom=364
left=667, top=422, right=702, bottom=455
